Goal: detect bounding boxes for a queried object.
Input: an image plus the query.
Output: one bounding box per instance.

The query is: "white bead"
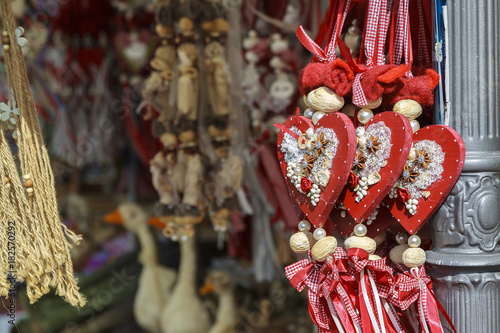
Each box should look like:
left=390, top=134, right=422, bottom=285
left=298, top=220, right=311, bottom=232
left=341, top=211, right=346, bottom=218
left=410, top=119, right=420, bottom=133
left=395, top=232, right=408, bottom=245
left=353, top=224, right=367, bottom=237
left=313, top=227, right=326, bottom=240
left=359, top=181, right=365, bottom=186
left=355, top=126, right=365, bottom=137
left=362, top=190, right=367, bottom=196
left=412, top=204, right=417, bottom=210
left=171, top=234, right=179, bottom=241
left=356, top=108, right=374, bottom=125
left=362, top=177, right=367, bottom=181
left=306, top=141, right=314, bottom=150
left=312, top=111, right=326, bottom=125
left=304, top=108, right=314, bottom=118
left=412, top=199, right=418, bottom=205
left=313, top=184, right=319, bottom=189
left=306, top=128, right=314, bottom=139
left=408, top=235, right=421, bottom=248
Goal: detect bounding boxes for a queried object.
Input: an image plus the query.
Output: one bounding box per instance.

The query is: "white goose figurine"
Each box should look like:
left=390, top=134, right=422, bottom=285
left=104, top=203, right=176, bottom=333
left=200, top=271, right=238, bottom=333
left=160, top=236, right=211, bottom=333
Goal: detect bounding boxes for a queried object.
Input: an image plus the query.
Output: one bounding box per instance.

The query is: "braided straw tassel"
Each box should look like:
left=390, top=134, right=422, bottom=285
left=1, top=0, right=85, bottom=306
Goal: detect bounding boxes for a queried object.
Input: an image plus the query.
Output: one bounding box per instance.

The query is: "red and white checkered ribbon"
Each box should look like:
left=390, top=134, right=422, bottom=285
left=393, top=0, right=411, bottom=66
left=320, top=249, right=363, bottom=332
left=285, top=254, right=330, bottom=330
left=353, top=0, right=393, bottom=106
left=352, top=73, right=367, bottom=106
left=348, top=248, right=397, bottom=333
left=394, top=266, right=458, bottom=333
left=348, top=251, right=395, bottom=298
left=417, top=0, right=430, bottom=65
left=296, top=0, right=351, bottom=63
left=376, top=0, right=393, bottom=65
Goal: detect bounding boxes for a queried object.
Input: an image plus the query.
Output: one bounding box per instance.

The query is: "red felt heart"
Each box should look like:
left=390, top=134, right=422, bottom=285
left=276, top=112, right=357, bottom=228
left=385, top=125, right=465, bottom=234
left=335, top=112, right=413, bottom=231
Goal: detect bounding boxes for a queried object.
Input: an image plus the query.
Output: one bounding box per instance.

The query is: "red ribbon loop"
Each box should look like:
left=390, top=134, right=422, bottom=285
left=273, top=123, right=299, bottom=140
left=296, top=25, right=330, bottom=62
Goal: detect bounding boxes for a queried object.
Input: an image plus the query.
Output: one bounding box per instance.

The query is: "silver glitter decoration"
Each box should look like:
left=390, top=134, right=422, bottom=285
left=280, top=126, right=339, bottom=193
left=395, top=140, right=445, bottom=199
left=355, top=121, right=392, bottom=178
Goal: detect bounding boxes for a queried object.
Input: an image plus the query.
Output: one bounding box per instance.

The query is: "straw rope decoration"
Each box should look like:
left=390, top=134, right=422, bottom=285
left=1, top=0, right=85, bottom=306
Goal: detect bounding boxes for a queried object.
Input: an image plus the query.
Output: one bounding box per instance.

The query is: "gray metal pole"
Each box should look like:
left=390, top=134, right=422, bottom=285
left=426, top=0, right=500, bottom=331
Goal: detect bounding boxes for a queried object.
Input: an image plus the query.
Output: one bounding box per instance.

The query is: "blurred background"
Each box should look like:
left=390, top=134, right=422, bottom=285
left=0, top=0, right=334, bottom=332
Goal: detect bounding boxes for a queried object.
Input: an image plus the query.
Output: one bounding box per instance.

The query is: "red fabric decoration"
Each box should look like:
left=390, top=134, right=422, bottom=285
left=386, top=69, right=440, bottom=107
left=360, top=64, right=408, bottom=102
left=322, top=59, right=355, bottom=96
left=397, top=188, right=410, bottom=203
left=301, top=177, right=313, bottom=193
left=348, top=172, right=359, bottom=188
left=298, top=62, right=328, bottom=95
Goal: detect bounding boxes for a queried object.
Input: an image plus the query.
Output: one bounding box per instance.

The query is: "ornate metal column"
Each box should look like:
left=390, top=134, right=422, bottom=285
left=426, top=0, right=500, bottom=331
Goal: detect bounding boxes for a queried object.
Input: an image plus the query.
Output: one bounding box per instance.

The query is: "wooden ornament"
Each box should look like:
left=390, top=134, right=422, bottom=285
left=330, top=204, right=396, bottom=237
left=385, top=125, right=466, bottom=234
left=277, top=113, right=357, bottom=228
left=336, top=112, right=413, bottom=230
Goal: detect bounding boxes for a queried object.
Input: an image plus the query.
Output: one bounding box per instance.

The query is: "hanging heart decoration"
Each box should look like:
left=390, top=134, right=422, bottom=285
left=276, top=112, right=357, bottom=227
left=385, top=125, right=465, bottom=234
left=334, top=112, right=412, bottom=230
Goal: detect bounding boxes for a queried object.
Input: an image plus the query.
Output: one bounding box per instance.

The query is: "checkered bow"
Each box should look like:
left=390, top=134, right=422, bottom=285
left=285, top=253, right=330, bottom=329
left=396, top=265, right=432, bottom=311
left=347, top=248, right=395, bottom=298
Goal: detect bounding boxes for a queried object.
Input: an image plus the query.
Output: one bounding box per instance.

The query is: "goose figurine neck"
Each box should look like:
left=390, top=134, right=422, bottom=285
left=104, top=203, right=176, bottom=333
left=200, top=271, right=237, bottom=333
left=161, top=237, right=211, bottom=333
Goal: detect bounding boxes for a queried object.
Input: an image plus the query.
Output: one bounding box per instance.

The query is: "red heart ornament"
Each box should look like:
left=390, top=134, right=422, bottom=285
left=385, top=125, right=465, bottom=234
left=277, top=112, right=357, bottom=228
left=330, top=112, right=413, bottom=236
left=330, top=203, right=396, bottom=237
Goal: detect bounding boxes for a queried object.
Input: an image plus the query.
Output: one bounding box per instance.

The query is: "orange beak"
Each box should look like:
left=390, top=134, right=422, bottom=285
left=149, top=216, right=166, bottom=229
left=103, top=210, right=123, bottom=225
left=199, top=281, right=214, bottom=295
